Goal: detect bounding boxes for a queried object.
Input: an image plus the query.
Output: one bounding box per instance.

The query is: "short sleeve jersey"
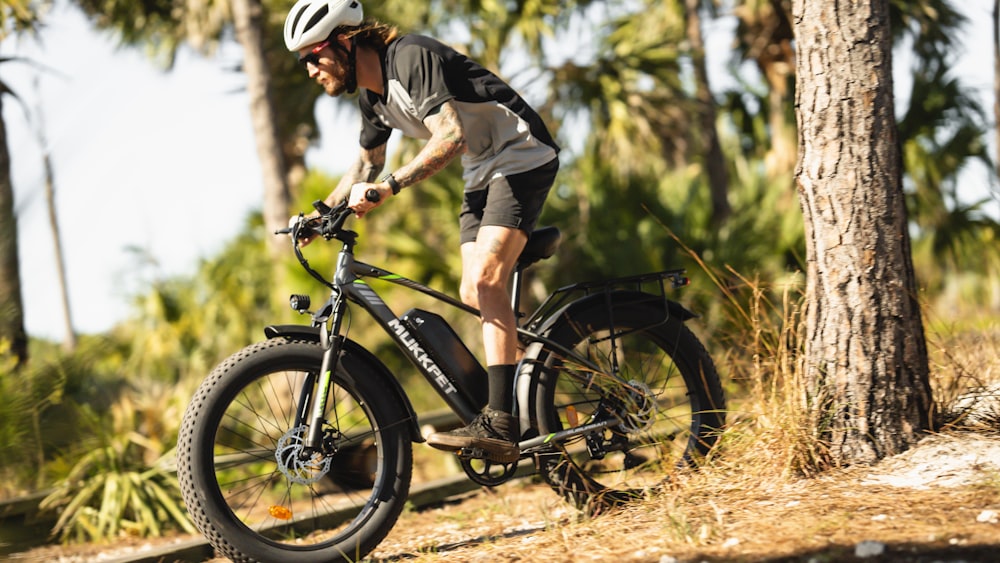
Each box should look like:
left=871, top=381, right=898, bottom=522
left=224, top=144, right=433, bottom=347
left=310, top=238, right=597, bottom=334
left=358, top=35, right=559, bottom=191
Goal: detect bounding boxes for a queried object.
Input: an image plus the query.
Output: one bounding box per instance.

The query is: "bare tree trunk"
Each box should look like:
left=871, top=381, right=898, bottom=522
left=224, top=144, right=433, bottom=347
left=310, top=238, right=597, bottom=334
left=684, top=0, right=731, bottom=226
left=738, top=0, right=796, bottom=177
left=994, top=0, right=999, bottom=180
left=33, top=82, right=76, bottom=352
left=793, top=0, right=933, bottom=465
left=232, top=0, right=290, bottom=259
left=0, top=96, right=28, bottom=366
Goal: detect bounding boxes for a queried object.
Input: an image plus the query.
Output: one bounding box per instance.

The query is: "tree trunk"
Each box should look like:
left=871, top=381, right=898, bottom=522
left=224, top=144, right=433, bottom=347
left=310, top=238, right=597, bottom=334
left=232, top=0, right=290, bottom=259
left=34, top=84, right=77, bottom=352
left=792, top=0, right=933, bottom=465
left=0, top=96, right=28, bottom=366
left=737, top=0, right=796, bottom=177
left=994, top=0, right=999, bottom=180
left=684, top=0, right=731, bottom=226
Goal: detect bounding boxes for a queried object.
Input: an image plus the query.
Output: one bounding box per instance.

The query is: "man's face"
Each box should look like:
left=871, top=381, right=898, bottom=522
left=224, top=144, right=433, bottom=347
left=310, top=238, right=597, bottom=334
left=298, top=40, right=350, bottom=97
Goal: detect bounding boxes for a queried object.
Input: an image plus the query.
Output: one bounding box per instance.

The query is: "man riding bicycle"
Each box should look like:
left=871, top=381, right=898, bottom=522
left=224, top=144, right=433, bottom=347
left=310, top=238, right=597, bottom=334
left=284, top=0, right=560, bottom=462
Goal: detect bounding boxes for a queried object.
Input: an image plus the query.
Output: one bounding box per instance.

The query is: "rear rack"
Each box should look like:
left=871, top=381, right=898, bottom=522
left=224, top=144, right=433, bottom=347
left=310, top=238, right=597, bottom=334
left=523, top=269, right=689, bottom=332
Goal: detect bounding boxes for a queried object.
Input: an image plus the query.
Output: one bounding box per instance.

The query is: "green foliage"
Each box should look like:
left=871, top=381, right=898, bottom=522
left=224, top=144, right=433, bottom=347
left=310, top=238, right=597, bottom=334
left=0, top=339, right=37, bottom=494
left=0, top=338, right=102, bottom=495
left=38, top=383, right=196, bottom=542
left=0, top=212, right=276, bottom=533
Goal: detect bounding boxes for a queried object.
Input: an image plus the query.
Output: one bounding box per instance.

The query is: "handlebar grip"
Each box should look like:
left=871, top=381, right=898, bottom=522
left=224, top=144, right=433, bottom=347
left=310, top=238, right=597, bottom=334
left=365, top=188, right=381, bottom=203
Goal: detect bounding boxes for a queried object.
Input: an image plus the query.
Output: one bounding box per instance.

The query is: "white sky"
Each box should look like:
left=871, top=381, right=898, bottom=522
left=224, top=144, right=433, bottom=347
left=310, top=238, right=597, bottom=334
left=2, top=2, right=998, bottom=342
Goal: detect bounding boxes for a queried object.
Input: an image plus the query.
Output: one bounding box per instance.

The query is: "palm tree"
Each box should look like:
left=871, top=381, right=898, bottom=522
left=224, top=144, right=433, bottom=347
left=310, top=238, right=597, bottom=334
left=70, top=0, right=292, bottom=257
left=898, top=57, right=997, bottom=272
left=684, top=0, right=730, bottom=225
left=732, top=0, right=795, bottom=177
left=30, top=78, right=77, bottom=351
left=0, top=73, right=27, bottom=366
left=0, top=0, right=50, bottom=365
left=548, top=1, right=690, bottom=180
left=994, top=0, right=1000, bottom=180
left=232, top=0, right=289, bottom=259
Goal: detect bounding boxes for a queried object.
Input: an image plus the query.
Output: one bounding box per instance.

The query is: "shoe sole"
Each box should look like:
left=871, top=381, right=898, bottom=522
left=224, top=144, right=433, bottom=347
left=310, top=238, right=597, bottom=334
left=426, top=433, right=519, bottom=463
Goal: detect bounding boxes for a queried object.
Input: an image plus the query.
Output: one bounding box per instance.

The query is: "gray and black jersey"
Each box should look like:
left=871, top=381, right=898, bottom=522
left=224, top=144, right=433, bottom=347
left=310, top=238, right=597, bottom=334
left=358, top=34, right=560, bottom=191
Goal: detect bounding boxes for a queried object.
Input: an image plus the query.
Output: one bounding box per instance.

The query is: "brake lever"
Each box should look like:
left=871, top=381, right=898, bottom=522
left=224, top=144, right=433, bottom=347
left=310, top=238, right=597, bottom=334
left=309, top=200, right=352, bottom=240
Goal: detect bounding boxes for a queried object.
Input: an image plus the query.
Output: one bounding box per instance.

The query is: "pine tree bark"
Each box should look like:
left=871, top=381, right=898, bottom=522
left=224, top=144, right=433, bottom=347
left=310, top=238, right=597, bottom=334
left=792, top=0, right=933, bottom=465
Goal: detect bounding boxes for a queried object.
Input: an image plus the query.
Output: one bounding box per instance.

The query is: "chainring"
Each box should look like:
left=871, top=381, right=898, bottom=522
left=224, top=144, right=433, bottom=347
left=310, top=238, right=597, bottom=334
left=459, top=456, right=519, bottom=487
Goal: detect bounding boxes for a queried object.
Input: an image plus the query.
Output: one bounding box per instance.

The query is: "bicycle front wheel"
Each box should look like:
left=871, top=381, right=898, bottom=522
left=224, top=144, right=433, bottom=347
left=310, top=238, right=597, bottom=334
left=177, top=338, right=412, bottom=563
left=527, top=297, right=725, bottom=512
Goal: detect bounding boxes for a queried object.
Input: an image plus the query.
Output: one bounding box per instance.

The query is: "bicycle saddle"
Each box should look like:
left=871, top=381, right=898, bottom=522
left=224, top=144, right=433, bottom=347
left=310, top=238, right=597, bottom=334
left=517, top=226, right=561, bottom=268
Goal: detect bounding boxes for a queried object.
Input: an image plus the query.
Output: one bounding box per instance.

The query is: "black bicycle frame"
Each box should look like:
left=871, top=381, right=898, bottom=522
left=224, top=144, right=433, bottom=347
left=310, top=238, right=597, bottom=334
left=294, top=245, right=485, bottom=453
left=295, top=228, right=692, bottom=453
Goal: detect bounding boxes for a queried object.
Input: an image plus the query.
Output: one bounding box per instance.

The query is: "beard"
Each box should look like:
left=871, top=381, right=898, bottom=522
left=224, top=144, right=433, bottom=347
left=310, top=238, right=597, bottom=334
left=323, top=78, right=348, bottom=97
left=319, top=53, right=354, bottom=97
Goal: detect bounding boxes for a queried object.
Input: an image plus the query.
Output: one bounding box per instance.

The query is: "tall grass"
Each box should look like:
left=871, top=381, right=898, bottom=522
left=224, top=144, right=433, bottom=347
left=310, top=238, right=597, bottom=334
left=672, top=228, right=1000, bottom=482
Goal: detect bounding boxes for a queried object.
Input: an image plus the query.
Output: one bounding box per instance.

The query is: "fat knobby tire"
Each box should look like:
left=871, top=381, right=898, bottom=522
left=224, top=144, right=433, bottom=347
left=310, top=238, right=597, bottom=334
left=527, top=298, right=725, bottom=512
left=176, top=338, right=412, bottom=563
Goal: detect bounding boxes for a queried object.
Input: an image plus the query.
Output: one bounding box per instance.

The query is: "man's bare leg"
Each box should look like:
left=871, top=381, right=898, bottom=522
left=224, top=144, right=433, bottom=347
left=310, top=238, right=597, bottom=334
left=425, top=225, right=527, bottom=462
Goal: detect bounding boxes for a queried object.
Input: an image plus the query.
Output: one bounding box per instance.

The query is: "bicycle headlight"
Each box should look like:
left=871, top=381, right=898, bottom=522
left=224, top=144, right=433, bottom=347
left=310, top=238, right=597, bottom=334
left=289, top=294, right=311, bottom=313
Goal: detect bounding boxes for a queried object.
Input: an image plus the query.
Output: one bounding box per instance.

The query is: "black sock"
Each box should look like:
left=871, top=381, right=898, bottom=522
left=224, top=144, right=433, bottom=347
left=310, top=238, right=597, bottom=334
left=487, top=364, right=516, bottom=413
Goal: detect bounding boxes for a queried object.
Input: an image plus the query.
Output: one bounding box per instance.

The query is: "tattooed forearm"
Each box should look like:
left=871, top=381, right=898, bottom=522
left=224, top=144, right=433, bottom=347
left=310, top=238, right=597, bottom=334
left=328, top=144, right=387, bottom=204
left=393, top=101, right=467, bottom=189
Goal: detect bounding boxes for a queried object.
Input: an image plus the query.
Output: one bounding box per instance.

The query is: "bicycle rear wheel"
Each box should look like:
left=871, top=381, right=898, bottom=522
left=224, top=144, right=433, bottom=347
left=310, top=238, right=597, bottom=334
left=177, top=338, right=412, bottom=563
left=526, top=297, right=725, bottom=513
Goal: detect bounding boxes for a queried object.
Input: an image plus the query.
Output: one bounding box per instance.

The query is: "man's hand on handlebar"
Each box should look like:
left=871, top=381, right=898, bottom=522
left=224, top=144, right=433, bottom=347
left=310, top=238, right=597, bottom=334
left=285, top=214, right=322, bottom=247
left=282, top=200, right=357, bottom=246
left=347, top=181, right=392, bottom=218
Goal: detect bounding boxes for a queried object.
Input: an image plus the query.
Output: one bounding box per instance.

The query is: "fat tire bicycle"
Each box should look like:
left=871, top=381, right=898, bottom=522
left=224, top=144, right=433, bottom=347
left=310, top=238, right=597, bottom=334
left=176, top=201, right=725, bottom=563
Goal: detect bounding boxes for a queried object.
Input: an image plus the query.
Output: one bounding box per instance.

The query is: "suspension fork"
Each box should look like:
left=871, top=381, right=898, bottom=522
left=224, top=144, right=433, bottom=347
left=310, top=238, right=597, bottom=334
left=303, top=294, right=349, bottom=451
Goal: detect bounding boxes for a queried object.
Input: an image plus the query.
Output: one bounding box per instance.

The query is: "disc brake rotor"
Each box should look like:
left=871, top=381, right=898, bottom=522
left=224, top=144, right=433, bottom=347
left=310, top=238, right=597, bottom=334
left=621, top=380, right=656, bottom=433
left=275, top=425, right=332, bottom=485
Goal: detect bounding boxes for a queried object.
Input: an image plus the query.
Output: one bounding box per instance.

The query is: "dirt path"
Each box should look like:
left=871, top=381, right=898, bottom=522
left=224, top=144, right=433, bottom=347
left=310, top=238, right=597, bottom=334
left=13, top=432, right=1000, bottom=562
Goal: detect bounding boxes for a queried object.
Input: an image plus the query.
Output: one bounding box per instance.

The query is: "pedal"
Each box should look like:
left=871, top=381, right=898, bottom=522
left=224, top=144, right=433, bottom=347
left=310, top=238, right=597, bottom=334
left=456, top=447, right=519, bottom=464
left=456, top=446, right=488, bottom=461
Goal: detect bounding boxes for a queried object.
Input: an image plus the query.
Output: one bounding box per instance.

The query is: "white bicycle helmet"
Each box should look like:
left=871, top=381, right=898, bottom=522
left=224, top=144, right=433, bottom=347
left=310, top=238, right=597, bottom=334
left=284, top=0, right=364, bottom=51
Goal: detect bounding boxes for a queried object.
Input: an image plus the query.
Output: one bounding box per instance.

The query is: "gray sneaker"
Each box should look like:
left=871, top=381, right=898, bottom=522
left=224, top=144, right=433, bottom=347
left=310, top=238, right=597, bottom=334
left=426, top=407, right=520, bottom=463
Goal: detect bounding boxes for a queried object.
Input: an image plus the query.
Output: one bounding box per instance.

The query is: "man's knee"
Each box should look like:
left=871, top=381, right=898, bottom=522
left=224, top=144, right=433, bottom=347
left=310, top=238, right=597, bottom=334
left=460, top=279, right=479, bottom=308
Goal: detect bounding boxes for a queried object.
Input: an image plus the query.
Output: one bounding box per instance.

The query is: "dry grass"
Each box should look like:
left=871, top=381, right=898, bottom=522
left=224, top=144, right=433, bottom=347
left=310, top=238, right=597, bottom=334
left=368, top=432, right=1000, bottom=562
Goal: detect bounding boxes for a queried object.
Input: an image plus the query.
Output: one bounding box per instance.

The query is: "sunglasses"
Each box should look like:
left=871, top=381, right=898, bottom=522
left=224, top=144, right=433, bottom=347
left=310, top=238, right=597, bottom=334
left=298, top=40, right=330, bottom=67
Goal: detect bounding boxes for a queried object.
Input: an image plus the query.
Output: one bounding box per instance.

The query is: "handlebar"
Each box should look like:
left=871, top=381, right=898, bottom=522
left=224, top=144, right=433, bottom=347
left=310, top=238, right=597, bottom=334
left=273, top=200, right=357, bottom=290
left=275, top=200, right=354, bottom=243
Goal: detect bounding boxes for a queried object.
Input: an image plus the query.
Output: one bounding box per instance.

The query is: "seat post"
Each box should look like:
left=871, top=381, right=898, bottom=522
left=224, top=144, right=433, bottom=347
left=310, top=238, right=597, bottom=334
left=510, top=264, right=525, bottom=327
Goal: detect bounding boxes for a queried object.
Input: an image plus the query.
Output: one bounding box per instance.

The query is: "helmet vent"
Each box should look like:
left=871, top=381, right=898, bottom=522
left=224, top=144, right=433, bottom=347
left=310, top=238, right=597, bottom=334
left=304, top=5, right=330, bottom=32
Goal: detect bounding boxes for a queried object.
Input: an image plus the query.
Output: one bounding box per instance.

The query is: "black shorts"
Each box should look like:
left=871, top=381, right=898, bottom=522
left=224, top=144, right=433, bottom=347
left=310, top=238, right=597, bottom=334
left=459, top=158, right=559, bottom=244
